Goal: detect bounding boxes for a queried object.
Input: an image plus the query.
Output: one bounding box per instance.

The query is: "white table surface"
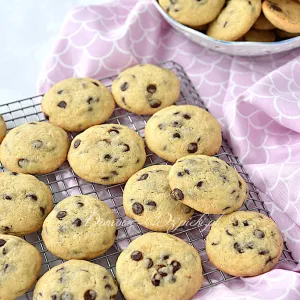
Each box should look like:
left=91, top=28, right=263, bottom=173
left=0, top=0, right=110, bottom=105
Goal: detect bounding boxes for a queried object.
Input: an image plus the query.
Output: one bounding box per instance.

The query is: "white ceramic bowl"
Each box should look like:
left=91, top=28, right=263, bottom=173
left=152, top=0, right=300, bottom=57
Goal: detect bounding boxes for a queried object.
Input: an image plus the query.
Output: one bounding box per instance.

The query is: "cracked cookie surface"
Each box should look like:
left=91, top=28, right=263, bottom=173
left=0, top=122, right=69, bottom=174
left=0, top=171, right=53, bottom=236
left=68, top=124, right=146, bottom=185
left=33, top=260, right=118, bottom=300
left=111, top=64, right=180, bottom=115
left=206, top=211, right=283, bottom=277
left=42, top=195, right=116, bottom=260
left=168, top=155, right=248, bottom=214
left=116, top=232, right=203, bottom=300
left=145, top=105, right=222, bottom=163
left=42, top=77, right=115, bottom=132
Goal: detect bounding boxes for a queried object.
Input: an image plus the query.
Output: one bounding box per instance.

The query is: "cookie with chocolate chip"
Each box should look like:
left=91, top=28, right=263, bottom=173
left=168, top=155, right=248, bottom=214
left=207, top=0, right=261, bottom=41
left=42, top=195, right=116, bottom=260
left=42, top=77, right=115, bottom=132
left=0, top=234, right=42, bottom=300
left=262, top=0, right=300, bottom=33
left=244, top=29, right=276, bottom=42
left=0, top=122, right=69, bottom=174
left=0, top=171, right=53, bottom=236
left=123, top=165, right=194, bottom=232
left=159, top=0, right=225, bottom=27
left=145, top=105, right=222, bottom=163
left=0, top=115, right=6, bottom=143
left=33, top=260, right=118, bottom=300
left=206, top=211, right=283, bottom=277
left=116, top=232, right=203, bottom=300
left=253, top=13, right=276, bottom=30
left=68, top=124, right=146, bottom=185
left=111, top=64, right=180, bottom=115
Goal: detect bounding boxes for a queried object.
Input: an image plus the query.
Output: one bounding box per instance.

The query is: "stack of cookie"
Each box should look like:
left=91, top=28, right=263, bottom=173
left=0, top=63, right=283, bottom=300
left=159, top=0, right=300, bottom=42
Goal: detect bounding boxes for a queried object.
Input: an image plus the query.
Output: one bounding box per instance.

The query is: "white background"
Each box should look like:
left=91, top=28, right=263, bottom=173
left=0, top=0, right=110, bottom=105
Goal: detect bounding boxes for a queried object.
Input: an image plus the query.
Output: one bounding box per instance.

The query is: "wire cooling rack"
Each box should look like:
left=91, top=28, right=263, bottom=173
left=0, top=61, right=297, bottom=300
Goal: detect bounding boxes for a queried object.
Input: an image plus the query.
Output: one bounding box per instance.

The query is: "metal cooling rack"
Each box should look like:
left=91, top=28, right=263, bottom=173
left=0, top=61, right=297, bottom=300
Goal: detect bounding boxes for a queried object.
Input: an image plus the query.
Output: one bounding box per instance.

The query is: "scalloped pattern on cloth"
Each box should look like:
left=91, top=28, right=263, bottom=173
left=38, top=0, right=300, bottom=298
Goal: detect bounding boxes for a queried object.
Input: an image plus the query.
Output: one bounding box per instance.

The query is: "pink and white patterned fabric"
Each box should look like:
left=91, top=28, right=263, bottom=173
left=38, top=0, right=300, bottom=298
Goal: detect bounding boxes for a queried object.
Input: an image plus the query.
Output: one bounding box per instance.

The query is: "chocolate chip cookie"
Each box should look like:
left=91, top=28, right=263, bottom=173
left=116, top=232, right=203, bottom=300
left=0, top=115, right=6, bottom=143
left=0, top=171, right=53, bottom=236
left=0, top=234, right=42, bottom=300
left=0, top=122, right=69, bottom=174
left=168, top=155, right=248, bottom=214
left=123, top=165, right=194, bottom=232
left=42, top=77, right=115, bottom=132
left=159, top=0, right=225, bottom=27
left=33, top=260, right=118, bottom=300
left=206, top=211, right=283, bottom=277
left=111, top=64, right=180, bottom=115
left=145, top=105, right=222, bottom=163
left=207, top=0, right=262, bottom=41
left=253, top=13, right=276, bottom=30
left=68, top=124, right=146, bottom=185
left=262, top=0, right=300, bottom=33
left=244, top=29, right=276, bottom=42
left=42, top=195, right=116, bottom=260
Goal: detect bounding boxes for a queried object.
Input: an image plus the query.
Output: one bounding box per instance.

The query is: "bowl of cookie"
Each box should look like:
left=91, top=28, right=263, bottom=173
left=153, top=0, right=300, bottom=56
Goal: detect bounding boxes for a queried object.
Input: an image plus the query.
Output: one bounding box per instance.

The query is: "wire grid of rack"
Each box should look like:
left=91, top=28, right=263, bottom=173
left=0, top=61, right=296, bottom=300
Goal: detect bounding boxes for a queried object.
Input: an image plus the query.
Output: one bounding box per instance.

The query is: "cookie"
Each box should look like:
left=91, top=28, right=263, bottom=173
left=207, top=0, right=261, bottom=41
left=253, top=13, right=276, bottom=30
left=0, top=115, right=6, bottom=143
left=123, top=165, right=194, bottom=232
left=276, top=28, right=300, bottom=39
left=0, top=234, right=42, bottom=300
left=33, top=260, right=118, bottom=300
left=206, top=211, right=283, bottom=277
left=262, top=0, right=300, bottom=34
left=0, top=122, right=69, bottom=174
left=244, top=29, right=276, bottom=42
left=111, top=64, right=180, bottom=115
left=42, top=77, right=115, bottom=132
left=116, top=232, right=203, bottom=300
left=168, top=155, right=248, bottom=214
left=159, top=0, right=225, bottom=27
left=68, top=124, right=146, bottom=185
left=145, top=105, right=222, bottom=163
left=0, top=171, right=53, bottom=236
left=42, top=195, right=116, bottom=260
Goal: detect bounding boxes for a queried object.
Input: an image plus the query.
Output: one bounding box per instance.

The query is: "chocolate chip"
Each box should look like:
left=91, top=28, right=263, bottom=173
left=57, top=101, right=67, bottom=108
left=223, top=21, right=228, bottom=28
left=212, top=242, right=219, bottom=246
left=88, top=107, right=93, bottom=112
left=158, top=124, right=164, bottom=130
left=270, top=3, right=282, bottom=12
left=101, top=176, right=110, bottom=181
left=3, top=263, right=9, bottom=272
left=172, top=121, right=181, bottom=127
left=74, top=139, right=81, bottom=148
left=183, top=114, right=191, bottom=120
left=0, top=240, right=6, bottom=247
left=223, top=206, right=231, bottom=211
left=40, top=207, right=45, bottom=215
left=105, top=284, right=112, bottom=291
left=121, top=97, right=126, bottom=105
left=145, top=258, right=153, bottom=269
left=171, top=260, right=181, bottom=273
left=171, top=188, right=184, bottom=200
left=84, top=290, right=97, bottom=300
left=254, top=229, right=265, bottom=239
left=246, top=242, right=254, bottom=249
left=92, top=82, right=99, bottom=86
left=57, top=211, right=67, bottom=220
left=196, top=181, right=203, bottom=188
left=187, top=143, right=198, bottom=153
left=120, top=143, right=130, bottom=152
left=51, top=295, right=58, bottom=300
left=145, top=201, right=157, bottom=210
left=26, top=194, right=38, bottom=201
left=87, top=97, right=93, bottom=104
left=104, top=154, right=112, bottom=161
left=259, top=249, right=269, bottom=255
left=178, top=172, right=184, bottom=177
left=18, top=158, right=29, bottom=168
left=44, top=114, right=49, bottom=120
left=243, top=220, right=249, bottom=226
left=2, top=226, right=10, bottom=232
left=57, top=90, right=64, bottom=94
left=61, top=292, right=73, bottom=300
left=109, top=129, right=119, bottom=135
left=151, top=274, right=161, bottom=286
left=32, top=140, right=43, bottom=149
left=131, top=250, right=143, bottom=261
left=147, top=85, right=157, bottom=93
left=2, top=248, right=6, bottom=255
left=173, top=133, right=181, bottom=138
left=232, top=220, right=239, bottom=226
left=132, top=202, right=144, bottom=215
left=138, top=173, right=148, bottom=181
left=3, top=194, right=12, bottom=200
left=149, top=99, right=161, bottom=108
left=234, top=242, right=244, bottom=253
left=111, top=171, right=118, bottom=176
left=158, top=267, right=168, bottom=277
left=239, top=181, right=242, bottom=188
left=76, top=202, right=84, bottom=208
left=231, top=190, right=236, bottom=194
left=72, top=218, right=82, bottom=227
left=226, top=229, right=233, bottom=236
left=266, top=256, right=274, bottom=264
left=121, top=82, right=128, bottom=91
left=10, top=172, right=18, bottom=176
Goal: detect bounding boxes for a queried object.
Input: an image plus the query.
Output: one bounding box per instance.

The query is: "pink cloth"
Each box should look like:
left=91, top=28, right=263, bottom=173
left=38, top=0, right=300, bottom=298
